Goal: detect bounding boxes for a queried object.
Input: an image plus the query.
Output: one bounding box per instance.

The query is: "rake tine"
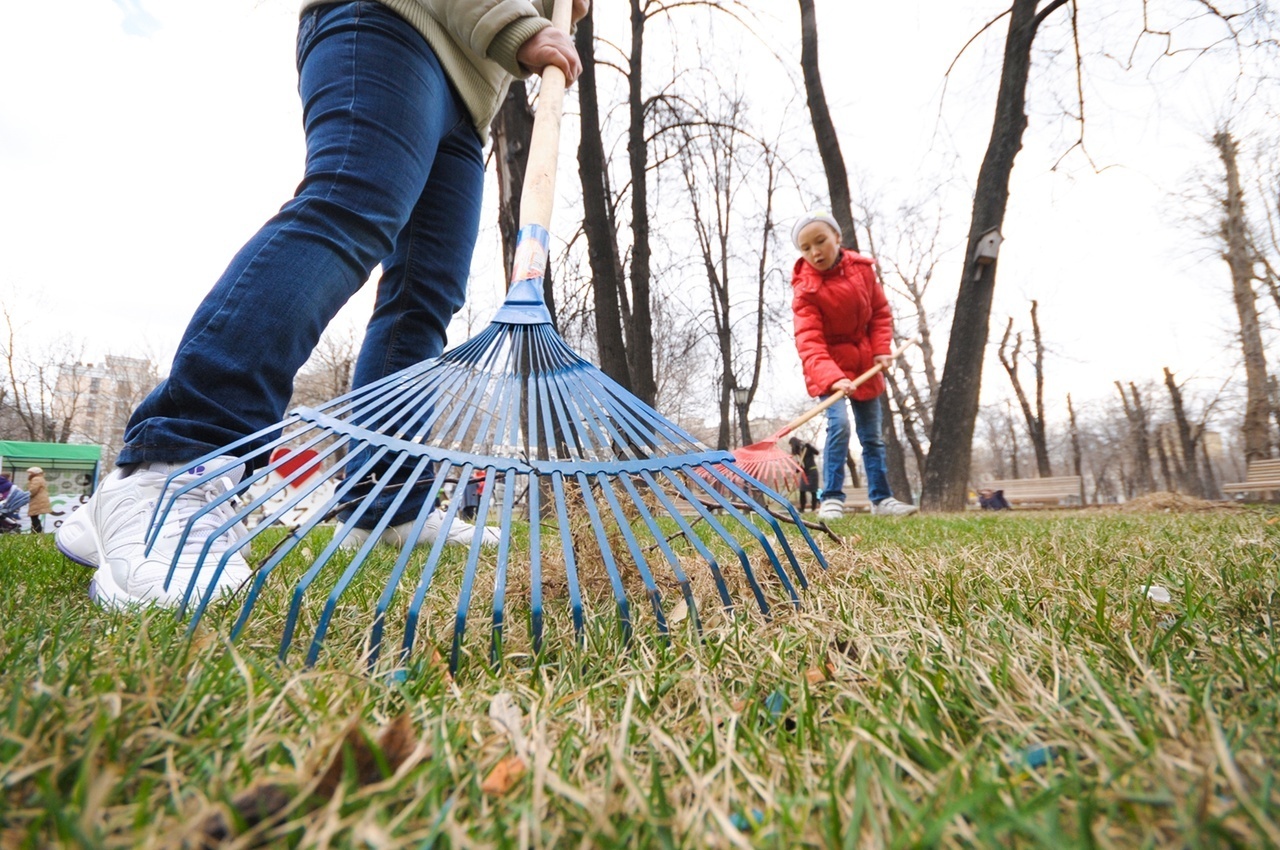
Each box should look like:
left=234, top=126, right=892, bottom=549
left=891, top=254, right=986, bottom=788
left=449, top=463, right=500, bottom=673
left=637, top=470, right=734, bottom=614
left=661, top=469, right=771, bottom=618
left=550, top=471, right=585, bottom=643
left=574, top=471, right=633, bottom=644
left=366, top=464, right=451, bottom=669
left=305, top=453, right=438, bottom=667
left=594, top=472, right=667, bottom=638
left=145, top=449, right=268, bottom=555
left=527, top=472, right=544, bottom=653
left=715, top=462, right=830, bottom=575
left=279, top=447, right=404, bottom=661
left=227, top=439, right=376, bottom=641
left=684, top=464, right=801, bottom=607
left=176, top=440, right=346, bottom=618
left=401, top=461, right=469, bottom=666
left=490, top=470, right=518, bottom=667
left=615, top=472, right=700, bottom=637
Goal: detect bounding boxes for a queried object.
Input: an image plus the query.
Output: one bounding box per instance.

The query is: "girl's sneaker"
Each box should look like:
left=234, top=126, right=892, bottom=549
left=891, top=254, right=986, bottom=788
left=817, top=498, right=844, bottom=521
left=338, top=508, right=501, bottom=550
left=870, top=497, right=919, bottom=517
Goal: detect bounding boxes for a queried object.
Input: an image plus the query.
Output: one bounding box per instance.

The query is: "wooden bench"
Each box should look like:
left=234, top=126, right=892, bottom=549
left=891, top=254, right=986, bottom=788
left=1221, top=458, right=1280, bottom=497
left=977, top=475, right=1083, bottom=507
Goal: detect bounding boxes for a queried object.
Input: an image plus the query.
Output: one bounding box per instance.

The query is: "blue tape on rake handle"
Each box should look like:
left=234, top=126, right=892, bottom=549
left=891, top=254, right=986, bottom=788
left=493, top=224, right=553, bottom=325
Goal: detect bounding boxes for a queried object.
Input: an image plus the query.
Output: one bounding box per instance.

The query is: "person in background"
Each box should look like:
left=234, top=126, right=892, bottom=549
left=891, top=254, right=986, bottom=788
left=788, top=436, right=821, bottom=512
left=56, top=0, right=589, bottom=609
left=789, top=211, right=918, bottom=519
left=26, top=467, right=50, bottom=533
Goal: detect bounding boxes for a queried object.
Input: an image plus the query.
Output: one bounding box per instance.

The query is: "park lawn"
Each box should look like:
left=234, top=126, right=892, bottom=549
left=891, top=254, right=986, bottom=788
left=2, top=506, right=1279, bottom=848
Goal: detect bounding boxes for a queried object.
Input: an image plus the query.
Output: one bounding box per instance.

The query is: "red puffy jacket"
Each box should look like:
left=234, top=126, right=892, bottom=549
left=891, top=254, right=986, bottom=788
left=791, top=249, right=893, bottom=401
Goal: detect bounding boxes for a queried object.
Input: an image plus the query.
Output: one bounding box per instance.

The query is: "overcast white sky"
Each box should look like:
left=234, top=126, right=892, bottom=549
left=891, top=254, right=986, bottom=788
left=1, top=0, right=1272, bottom=425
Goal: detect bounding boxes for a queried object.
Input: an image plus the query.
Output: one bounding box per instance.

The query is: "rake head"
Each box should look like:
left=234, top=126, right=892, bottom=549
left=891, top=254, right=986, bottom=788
left=704, top=435, right=805, bottom=494
left=145, top=230, right=828, bottom=671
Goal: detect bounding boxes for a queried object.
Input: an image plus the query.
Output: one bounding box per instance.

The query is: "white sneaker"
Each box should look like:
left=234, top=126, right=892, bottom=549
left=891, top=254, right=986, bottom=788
left=55, top=504, right=99, bottom=568
left=56, top=457, right=252, bottom=608
left=817, top=498, right=844, bottom=521
left=870, top=496, right=919, bottom=517
left=338, top=507, right=501, bottom=550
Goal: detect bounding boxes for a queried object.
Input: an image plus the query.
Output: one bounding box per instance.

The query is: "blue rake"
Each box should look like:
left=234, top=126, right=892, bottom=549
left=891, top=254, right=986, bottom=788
left=141, top=268, right=828, bottom=669
left=137, top=0, right=828, bottom=669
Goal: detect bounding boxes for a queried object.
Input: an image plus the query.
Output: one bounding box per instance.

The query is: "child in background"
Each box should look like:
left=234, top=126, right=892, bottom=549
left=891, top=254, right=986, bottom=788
left=790, top=212, right=917, bottom=519
left=788, top=436, right=820, bottom=512
left=26, top=467, right=50, bottom=533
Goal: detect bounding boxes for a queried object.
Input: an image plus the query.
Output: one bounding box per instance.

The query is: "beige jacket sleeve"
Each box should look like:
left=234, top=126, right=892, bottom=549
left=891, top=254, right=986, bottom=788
left=422, top=0, right=553, bottom=77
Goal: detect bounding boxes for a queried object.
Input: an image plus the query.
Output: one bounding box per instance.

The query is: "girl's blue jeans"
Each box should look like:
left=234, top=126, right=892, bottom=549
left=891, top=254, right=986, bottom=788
left=119, top=2, right=484, bottom=523
left=820, top=394, right=892, bottom=505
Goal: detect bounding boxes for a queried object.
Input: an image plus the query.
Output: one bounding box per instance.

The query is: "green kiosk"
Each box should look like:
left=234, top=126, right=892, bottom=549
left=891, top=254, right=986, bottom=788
left=0, top=441, right=102, bottom=531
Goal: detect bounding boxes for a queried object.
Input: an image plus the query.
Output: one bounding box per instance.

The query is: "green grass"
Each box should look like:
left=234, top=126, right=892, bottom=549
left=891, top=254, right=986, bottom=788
left=2, top=506, right=1279, bottom=848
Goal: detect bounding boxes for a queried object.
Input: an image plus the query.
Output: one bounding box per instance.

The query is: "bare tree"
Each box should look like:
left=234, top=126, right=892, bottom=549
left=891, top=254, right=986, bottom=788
left=2, top=307, right=87, bottom=443
left=673, top=91, right=786, bottom=449
left=290, top=326, right=359, bottom=411
left=1214, top=130, right=1273, bottom=462
left=574, top=9, right=630, bottom=385
left=1116, top=380, right=1156, bottom=496
left=1066, top=393, right=1086, bottom=503
left=1162, top=366, right=1206, bottom=497
left=797, top=0, right=858, bottom=251
left=997, top=301, right=1051, bottom=476
left=921, top=0, right=1070, bottom=511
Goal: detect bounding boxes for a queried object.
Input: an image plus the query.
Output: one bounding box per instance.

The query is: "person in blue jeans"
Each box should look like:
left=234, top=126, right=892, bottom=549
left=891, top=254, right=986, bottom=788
left=790, top=211, right=917, bottom=519
left=56, top=0, right=588, bottom=609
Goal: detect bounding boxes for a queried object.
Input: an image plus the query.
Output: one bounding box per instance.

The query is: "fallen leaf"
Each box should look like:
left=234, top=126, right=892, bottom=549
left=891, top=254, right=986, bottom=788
left=668, top=597, right=689, bottom=626
left=731, top=700, right=747, bottom=713
left=480, top=755, right=527, bottom=795
left=804, top=664, right=833, bottom=685
left=489, top=692, right=527, bottom=758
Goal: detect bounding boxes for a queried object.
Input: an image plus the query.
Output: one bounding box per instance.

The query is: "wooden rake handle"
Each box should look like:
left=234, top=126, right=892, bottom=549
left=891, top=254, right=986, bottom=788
left=517, top=0, right=575, bottom=232
left=773, top=338, right=919, bottom=440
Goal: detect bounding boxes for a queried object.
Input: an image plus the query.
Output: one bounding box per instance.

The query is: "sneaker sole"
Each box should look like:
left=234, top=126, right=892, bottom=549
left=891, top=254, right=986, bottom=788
left=57, top=537, right=99, bottom=569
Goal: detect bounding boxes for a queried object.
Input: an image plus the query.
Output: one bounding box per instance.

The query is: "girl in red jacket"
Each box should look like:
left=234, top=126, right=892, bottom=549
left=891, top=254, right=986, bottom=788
left=790, top=212, right=917, bottom=518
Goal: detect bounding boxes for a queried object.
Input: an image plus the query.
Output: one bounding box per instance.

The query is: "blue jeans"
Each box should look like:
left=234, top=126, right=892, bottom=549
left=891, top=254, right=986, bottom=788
left=820, top=394, right=892, bottom=505
left=120, top=3, right=484, bottom=523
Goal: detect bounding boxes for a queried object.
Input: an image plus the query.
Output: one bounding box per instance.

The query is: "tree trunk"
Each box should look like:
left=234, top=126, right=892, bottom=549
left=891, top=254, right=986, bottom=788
left=797, top=0, right=858, bottom=251
left=626, top=0, right=658, bottom=407
left=997, top=306, right=1052, bottom=477
left=574, top=11, right=630, bottom=386
left=1067, top=393, right=1086, bottom=503
left=882, top=394, right=913, bottom=503
left=1163, top=366, right=1205, bottom=498
left=1116, top=381, right=1156, bottom=495
left=1213, top=130, right=1272, bottom=462
left=921, top=0, right=1068, bottom=511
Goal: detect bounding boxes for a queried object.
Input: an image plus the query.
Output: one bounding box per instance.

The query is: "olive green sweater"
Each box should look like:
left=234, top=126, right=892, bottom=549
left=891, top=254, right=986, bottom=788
left=298, top=0, right=553, bottom=141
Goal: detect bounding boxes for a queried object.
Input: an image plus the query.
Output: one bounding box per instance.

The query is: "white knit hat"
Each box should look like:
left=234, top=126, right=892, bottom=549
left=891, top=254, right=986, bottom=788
left=791, top=211, right=842, bottom=249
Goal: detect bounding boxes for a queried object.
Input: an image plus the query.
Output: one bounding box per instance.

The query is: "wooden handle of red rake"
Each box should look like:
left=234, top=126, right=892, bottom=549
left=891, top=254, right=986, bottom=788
left=517, top=0, right=575, bottom=233
left=774, top=339, right=918, bottom=439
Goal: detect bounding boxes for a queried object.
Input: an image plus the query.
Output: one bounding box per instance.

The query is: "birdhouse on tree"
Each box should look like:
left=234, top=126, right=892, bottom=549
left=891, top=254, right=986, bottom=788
left=973, top=228, right=1003, bottom=264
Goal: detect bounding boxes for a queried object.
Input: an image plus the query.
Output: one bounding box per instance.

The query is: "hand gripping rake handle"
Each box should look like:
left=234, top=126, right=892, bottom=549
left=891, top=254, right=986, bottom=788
left=771, top=338, right=918, bottom=441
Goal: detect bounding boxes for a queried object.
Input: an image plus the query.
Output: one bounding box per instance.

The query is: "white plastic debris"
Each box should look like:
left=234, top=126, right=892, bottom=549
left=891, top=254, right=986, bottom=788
left=1145, top=585, right=1172, bottom=604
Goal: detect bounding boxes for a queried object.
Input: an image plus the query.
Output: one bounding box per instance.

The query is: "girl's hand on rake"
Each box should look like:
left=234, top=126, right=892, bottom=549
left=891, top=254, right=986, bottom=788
left=830, top=378, right=858, bottom=397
